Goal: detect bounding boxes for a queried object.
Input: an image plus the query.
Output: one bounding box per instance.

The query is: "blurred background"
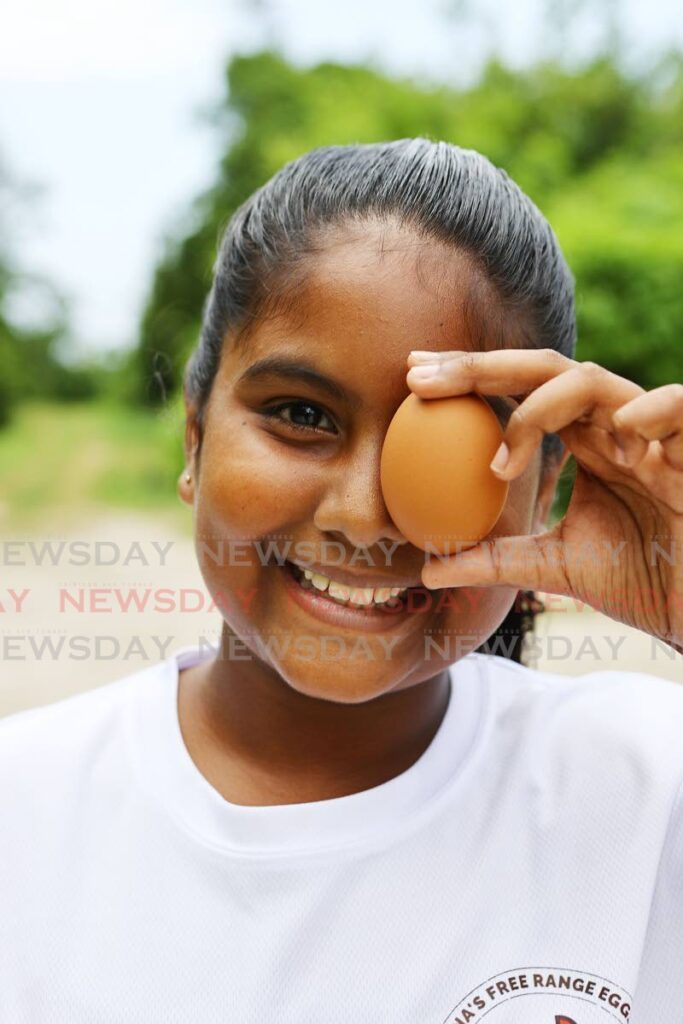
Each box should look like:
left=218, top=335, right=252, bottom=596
left=1, top=0, right=682, bottom=714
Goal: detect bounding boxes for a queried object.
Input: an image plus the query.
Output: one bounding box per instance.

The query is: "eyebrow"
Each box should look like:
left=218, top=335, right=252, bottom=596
left=236, top=357, right=362, bottom=410
left=236, top=355, right=519, bottom=422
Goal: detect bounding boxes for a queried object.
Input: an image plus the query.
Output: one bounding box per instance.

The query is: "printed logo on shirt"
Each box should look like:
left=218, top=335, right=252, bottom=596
left=444, top=966, right=632, bottom=1022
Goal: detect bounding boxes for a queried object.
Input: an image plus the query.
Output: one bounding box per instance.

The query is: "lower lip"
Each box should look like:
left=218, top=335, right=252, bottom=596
left=278, top=562, right=427, bottom=634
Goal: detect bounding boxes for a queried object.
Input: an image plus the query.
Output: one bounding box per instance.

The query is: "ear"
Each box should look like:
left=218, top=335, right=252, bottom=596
left=531, top=447, right=571, bottom=533
left=177, top=398, right=201, bottom=508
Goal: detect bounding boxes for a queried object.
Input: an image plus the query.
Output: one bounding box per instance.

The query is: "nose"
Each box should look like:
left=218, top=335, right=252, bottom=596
left=312, top=437, right=408, bottom=551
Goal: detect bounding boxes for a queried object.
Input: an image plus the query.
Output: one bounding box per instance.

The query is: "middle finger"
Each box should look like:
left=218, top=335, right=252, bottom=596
left=408, top=351, right=645, bottom=477
left=484, top=364, right=644, bottom=477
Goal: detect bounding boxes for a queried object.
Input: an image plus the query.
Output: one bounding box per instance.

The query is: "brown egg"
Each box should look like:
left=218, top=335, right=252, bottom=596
left=380, top=392, right=509, bottom=554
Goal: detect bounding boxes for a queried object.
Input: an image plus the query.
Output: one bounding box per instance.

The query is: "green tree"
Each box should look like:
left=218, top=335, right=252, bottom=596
left=132, top=49, right=683, bottom=407
left=0, top=155, right=97, bottom=427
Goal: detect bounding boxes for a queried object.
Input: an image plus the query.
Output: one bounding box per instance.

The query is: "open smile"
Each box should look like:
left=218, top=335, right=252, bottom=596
left=278, top=559, right=432, bottom=634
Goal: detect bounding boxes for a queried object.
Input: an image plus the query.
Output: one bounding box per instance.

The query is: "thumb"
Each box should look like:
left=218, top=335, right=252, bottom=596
left=421, top=524, right=570, bottom=595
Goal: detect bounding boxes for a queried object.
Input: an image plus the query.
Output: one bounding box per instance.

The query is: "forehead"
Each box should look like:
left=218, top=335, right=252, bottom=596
left=223, top=219, right=510, bottom=409
left=289, top=219, right=501, bottom=352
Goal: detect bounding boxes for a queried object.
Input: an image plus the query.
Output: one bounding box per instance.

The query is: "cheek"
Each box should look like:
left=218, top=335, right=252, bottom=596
left=195, top=416, right=319, bottom=545
left=184, top=427, right=290, bottom=635
left=191, top=416, right=328, bottom=632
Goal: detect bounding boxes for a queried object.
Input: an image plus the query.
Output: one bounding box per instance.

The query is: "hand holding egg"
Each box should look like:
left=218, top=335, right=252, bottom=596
left=403, top=348, right=683, bottom=655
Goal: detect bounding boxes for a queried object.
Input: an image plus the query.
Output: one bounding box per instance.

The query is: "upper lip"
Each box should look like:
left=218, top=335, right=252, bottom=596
left=288, top=560, right=424, bottom=591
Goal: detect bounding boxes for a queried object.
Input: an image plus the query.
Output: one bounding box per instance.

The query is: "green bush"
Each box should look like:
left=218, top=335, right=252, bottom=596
left=549, top=151, right=683, bottom=386
left=129, top=50, right=683, bottom=407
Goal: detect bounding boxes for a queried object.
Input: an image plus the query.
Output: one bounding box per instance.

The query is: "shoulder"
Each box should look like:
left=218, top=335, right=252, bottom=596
left=0, top=658, right=177, bottom=902
left=470, top=649, right=683, bottom=722
left=469, top=652, right=683, bottom=779
left=0, top=658, right=173, bottom=804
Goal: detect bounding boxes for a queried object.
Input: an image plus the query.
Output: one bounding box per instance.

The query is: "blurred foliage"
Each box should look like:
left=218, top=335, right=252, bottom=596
left=0, top=313, right=102, bottom=429
left=0, top=399, right=187, bottom=535
left=0, top=160, right=101, bottom=428
left=131, top=49, right=683, bottom=409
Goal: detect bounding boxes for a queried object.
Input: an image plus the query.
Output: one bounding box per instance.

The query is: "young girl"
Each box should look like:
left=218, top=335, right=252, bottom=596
left=1, top=139, right=682, bottom=1023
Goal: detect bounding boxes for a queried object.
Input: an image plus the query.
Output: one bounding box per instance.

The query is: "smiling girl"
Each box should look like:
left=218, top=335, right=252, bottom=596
left=1, top=139, right=682, bottom=1023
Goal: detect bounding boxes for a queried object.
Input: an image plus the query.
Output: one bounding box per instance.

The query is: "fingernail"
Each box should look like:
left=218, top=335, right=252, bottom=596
left=614, top=445, right=631, bottom=466
left=421, top=570, right=439, bottom=590
left=409, top=365, right=439, bottom=380
left=409, top=350, right=437, bottom=360
left=613, top=431, right=632, bottom=466
left=490, top=442, right=510, bottom=474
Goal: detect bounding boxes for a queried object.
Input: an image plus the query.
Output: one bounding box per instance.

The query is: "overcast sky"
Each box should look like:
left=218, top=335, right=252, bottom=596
left=1, top=0, right=681, bottom=358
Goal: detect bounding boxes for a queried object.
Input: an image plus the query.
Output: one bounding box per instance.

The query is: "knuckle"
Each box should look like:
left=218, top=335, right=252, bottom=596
left=508, top=406, right=526, bottom=429
left=458, top=351, right=479, bottom=373
left=579, top=360, right=603, bottom=379
left=489, top=545, right=504, bottom=578
left=540, top=348, right=568, bottom=370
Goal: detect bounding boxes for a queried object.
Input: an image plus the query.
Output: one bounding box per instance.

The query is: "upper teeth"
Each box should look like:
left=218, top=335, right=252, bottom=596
left=302, top=568, right=408, bottom=607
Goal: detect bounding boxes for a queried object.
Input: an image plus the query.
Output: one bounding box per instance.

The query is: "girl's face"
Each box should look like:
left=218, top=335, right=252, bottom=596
left=180, top=220, right=559, bottom=704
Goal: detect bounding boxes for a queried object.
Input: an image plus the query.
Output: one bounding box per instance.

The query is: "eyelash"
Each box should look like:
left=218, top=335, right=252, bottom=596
left=260, top=401, right=337, bottom=436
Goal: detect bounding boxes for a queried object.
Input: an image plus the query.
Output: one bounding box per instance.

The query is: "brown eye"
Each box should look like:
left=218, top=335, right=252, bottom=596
left=261, top=401, right=337, bottom=435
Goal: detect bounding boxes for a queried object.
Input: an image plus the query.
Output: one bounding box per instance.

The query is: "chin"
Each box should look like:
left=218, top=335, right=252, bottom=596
left=277, top=661, right=401, bottom=705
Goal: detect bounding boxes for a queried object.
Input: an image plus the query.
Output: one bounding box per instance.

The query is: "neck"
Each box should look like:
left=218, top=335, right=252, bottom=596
left=177, top=627, right=452, bottom=807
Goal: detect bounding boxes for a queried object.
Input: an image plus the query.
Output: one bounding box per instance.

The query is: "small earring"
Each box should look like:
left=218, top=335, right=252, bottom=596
left=185, top=473, right=192, bottom=483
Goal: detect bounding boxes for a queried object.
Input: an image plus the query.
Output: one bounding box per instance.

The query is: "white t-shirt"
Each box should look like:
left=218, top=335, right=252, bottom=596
left=1, top=644, right=682, bottom=1023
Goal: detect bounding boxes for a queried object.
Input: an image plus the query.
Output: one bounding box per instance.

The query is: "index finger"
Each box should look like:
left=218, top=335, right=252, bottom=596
left=406, top=348, right=575, bottom=398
